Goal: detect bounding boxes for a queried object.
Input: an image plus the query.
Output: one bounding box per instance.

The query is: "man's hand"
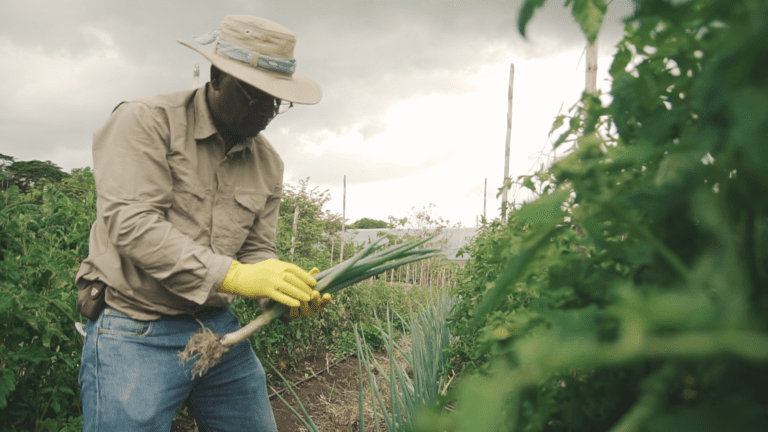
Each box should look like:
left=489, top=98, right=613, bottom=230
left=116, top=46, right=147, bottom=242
left=257, top=267, right=333, bottom=321
left=218, top=259, right=316, bottom=307
left=289, top=267, right=332, bottom=318
left=290, top=293, right=332, bottom=319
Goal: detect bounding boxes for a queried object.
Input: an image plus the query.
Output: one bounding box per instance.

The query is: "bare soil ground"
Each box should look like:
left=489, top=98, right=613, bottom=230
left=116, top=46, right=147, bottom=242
left=172, top=335, right=412, bottom=432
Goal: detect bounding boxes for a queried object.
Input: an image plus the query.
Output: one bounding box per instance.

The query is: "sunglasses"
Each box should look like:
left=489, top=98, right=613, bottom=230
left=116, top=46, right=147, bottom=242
left=233, top=78, right=293, bottom=116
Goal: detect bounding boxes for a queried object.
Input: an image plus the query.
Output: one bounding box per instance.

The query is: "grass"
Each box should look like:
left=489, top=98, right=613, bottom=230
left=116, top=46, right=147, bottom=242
left=272, top=285, right=461, bottom=432
left=258, top=278, right=447, bottom=389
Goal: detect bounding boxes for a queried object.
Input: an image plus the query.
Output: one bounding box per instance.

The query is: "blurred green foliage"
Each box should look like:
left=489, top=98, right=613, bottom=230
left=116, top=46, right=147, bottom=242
left=426, top=0, right=768, bottom=431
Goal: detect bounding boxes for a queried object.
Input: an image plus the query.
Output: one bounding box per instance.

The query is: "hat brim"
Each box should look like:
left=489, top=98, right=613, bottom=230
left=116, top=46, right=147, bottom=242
left=178, top=40, right=322, bottom=105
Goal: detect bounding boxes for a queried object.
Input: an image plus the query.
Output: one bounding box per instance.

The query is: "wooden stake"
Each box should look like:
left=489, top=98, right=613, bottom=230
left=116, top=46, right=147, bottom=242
left=290, top=205, right=300, bottom=260
left=340, top=175, right=346, bottom=262
left=586, top=41, right=598, bottom=94
left=584, top=39, right=599, bottom=152
left=484, top=177, right=487, bottom=223
left=406, top=264, right=410, bottom=285
left=502, top=63, right=514, bottom=223
left=329, top=237, right=334, bottom=267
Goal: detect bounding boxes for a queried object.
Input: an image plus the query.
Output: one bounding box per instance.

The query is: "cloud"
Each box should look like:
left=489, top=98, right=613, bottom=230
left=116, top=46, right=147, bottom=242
left=0, top=0, right=635, bottom=225
left=0, top=29, right=176, bottom=164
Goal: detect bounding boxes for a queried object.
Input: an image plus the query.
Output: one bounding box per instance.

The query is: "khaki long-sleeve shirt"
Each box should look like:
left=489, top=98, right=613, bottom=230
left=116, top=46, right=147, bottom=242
left=75, top=83, right=284, bottom=320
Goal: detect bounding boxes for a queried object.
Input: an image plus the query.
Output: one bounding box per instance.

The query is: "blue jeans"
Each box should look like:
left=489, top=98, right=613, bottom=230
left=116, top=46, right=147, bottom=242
left=79, top=305, right=278, bottom=432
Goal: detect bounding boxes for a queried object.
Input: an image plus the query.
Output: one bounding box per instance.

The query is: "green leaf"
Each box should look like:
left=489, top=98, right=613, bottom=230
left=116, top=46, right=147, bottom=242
left=43, top=328, right=54, bottom=348
left=609, top=43, right=632, bottom=79
left=552, top=129, right=572, bottom=149
left=549, top=115, right=566, bottom=137
left=516, top=188, right=571, bottom=226
left=517, top=0, right=548, bottom=38
left=453, top=364, right=513, bottom=431
left=521, top=176, right=537, bottom=193
left=570, top=0, right=607, bottom=44
left=729, top=89, right=768, bottom=175
left=25, top=316, right=39, bottom=331
left=0, top=369, right=16, bottom=409
left=0, top=293, right=12, bottom=313
left=654, top=151, right=703, bottom=188
left=15, top=346, right=50, bottom=363
left=605, top=139, right=657, bottom=170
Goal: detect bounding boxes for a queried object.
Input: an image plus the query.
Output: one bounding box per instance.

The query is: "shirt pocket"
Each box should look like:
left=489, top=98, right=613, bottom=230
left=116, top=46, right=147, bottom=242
left=234, top=193, right=267, bottom=221
left=212, top=193, right=268, bottom=255
left=168, top=183, right=207, bottom=239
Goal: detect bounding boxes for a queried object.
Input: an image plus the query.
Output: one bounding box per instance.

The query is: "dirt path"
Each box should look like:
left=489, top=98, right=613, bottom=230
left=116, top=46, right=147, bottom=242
left=172, top=337, right=411, bottom=431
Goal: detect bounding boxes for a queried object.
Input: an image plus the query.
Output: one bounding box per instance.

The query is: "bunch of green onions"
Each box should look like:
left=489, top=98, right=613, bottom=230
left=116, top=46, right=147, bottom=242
left=178, top=236, right=440, bottom=378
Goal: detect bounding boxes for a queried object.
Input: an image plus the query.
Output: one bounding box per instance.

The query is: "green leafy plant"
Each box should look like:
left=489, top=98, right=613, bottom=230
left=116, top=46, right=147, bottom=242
left=0, top=169, right=96, bottom=430
left=426, top=0, right=768, bottom=431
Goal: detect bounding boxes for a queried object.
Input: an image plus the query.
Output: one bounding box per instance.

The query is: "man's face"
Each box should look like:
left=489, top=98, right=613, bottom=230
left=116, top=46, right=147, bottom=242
left=209, top=72, right=277, bottom=139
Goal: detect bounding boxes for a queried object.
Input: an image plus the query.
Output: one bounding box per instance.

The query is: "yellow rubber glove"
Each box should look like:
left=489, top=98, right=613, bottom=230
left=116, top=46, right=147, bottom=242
left=219, top=259, right=317, bottom=308
left=290, top=267, right=333, bottom=318
left=290, top=293, right=333, bottom=318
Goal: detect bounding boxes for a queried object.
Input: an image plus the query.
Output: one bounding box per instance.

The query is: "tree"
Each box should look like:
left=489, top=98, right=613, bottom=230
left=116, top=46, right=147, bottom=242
left=348, top=218, right=392, bottom=229
left=276, top=178, right=358, bottom=270
left=0, top=155, right=69, bottom=192
left=388, top=203, right=461, bottom=237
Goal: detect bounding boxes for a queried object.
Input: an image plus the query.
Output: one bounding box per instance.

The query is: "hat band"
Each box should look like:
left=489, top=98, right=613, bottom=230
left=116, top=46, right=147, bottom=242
left=193, top=29, right=296, bottom=75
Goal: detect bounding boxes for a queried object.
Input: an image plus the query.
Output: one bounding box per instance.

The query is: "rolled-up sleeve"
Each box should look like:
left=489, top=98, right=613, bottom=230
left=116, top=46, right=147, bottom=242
left=93, top=103, right=231, bottom=303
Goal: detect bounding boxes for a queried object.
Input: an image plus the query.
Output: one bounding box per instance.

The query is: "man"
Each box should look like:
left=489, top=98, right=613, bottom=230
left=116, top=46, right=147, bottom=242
left=75, top=16, right=328, bottom=431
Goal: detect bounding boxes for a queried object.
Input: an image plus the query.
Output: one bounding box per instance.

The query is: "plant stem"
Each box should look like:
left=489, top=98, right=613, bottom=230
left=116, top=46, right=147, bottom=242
left=219, top=306, right=284, bottom=346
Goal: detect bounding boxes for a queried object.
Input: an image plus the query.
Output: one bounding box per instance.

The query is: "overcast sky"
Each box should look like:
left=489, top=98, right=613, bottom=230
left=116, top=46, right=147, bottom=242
left=1, top=0, right=634, bottom=227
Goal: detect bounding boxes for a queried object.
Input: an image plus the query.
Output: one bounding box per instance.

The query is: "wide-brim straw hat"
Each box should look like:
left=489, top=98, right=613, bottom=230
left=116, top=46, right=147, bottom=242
left=178, top=15, right=321, bottom=104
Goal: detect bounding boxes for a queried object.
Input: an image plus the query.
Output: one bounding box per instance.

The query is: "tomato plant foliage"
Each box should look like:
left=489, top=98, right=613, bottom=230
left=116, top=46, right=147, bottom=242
left=427, top=1, right=768, bottom=431
left=0, top=169, right=95, bottom=431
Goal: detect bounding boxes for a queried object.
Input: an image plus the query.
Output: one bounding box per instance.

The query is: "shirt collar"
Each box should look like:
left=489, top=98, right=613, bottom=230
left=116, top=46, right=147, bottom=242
left=193, top=83, right=218, bottom=141
left=194, top=83, right=255, bottom=155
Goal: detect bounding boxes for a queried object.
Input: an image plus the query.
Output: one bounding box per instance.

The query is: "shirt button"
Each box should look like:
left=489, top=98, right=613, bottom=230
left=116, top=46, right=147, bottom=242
left=104, top=309, right=111, bottom=315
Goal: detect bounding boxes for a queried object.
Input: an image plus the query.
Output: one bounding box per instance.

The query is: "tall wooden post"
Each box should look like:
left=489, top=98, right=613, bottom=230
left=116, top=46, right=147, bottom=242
left=583, top=39, right=598, bottom=153
left=290, top=205, right=300, bottom=261
left=586, top=41, right=598, bottom=94
left=405, top=264, right=410, bottom=285
left=329, top=237, right=334, bottom=267
left=340, top=175, right=346, bottom=262
left=483, top=177, right=487, bottom=223
left=501, top=63, right=514, bottom=223
left=192, top=64, right=200, bottom=89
